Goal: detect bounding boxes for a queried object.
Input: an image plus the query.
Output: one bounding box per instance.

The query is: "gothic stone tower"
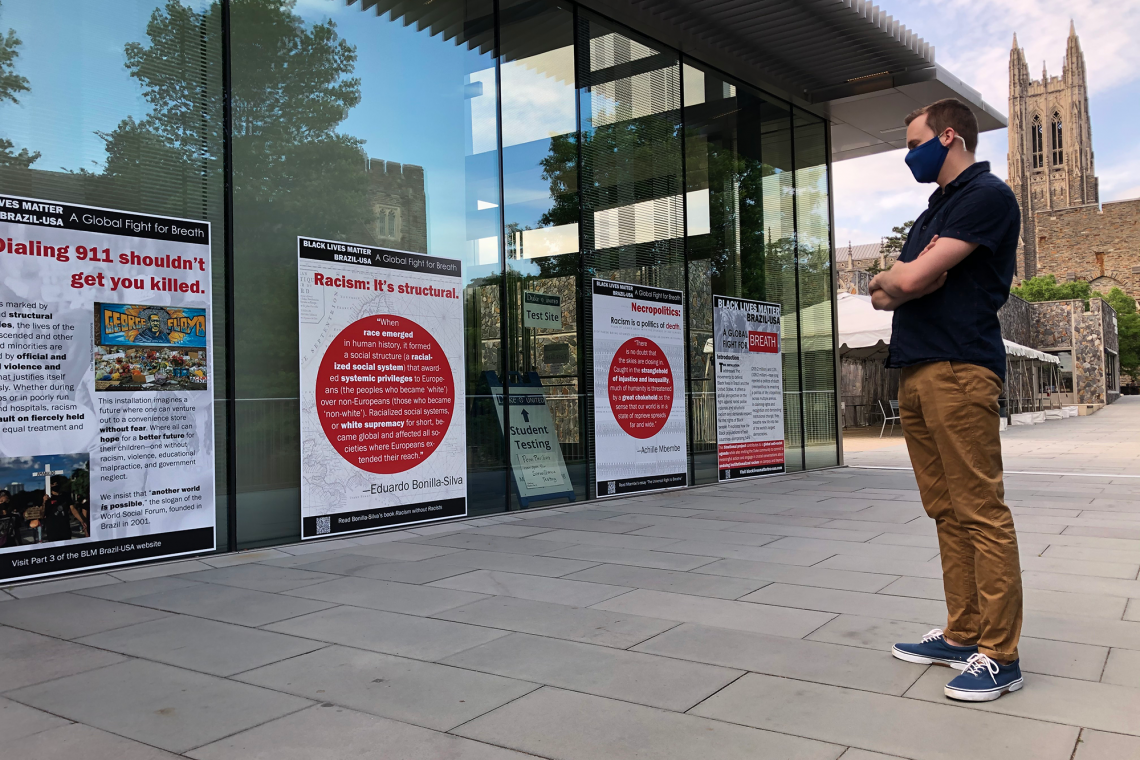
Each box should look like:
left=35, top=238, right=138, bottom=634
left=1007, top=22, right=1098, bottom=279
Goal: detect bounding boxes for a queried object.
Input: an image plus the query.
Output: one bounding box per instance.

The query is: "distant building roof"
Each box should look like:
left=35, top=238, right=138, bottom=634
left=839, top=242, right=898, bottom=262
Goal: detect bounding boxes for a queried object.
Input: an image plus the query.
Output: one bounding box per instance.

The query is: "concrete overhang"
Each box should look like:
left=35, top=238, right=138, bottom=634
left=578, top=0, right=1006, bottom=160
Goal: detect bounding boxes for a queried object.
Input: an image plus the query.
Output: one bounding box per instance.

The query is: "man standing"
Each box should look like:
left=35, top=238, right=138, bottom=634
left=869, top=98, right=1023, bottom=702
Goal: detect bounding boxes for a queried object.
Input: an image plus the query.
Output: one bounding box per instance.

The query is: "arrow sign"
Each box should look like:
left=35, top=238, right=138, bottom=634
left=520, top=409, right=530, bottom=422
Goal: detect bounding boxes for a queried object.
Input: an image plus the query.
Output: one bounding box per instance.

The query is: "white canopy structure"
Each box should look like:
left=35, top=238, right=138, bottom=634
left=833, top=292, right=1059, bottom=365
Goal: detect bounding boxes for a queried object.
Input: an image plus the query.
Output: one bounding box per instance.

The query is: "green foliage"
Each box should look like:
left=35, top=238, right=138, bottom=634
left=1103, top=287, right=1140, bottom=379
left=881, top=220, right=913, bottom=257
left=0, top=2, right=39, bottom=168
left=1011, top=274, right=1095, bottom=307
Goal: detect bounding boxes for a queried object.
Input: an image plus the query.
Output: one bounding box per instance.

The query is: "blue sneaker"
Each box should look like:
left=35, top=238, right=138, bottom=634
left=892, top=628, right=977, bottom=669
left=944, top=653, right=1024, bottom=701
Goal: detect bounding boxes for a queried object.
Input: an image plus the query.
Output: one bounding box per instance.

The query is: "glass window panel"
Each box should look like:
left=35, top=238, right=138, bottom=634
left=229, top=0, right=504, bottom=547
left=794, top=108, right=838, bottom=469
left=578, top=12, right=684, bottom=494
left=682, top=59, right=802, bottom=479
left=499, top=0, right=584, bottom=509
left=0, top=0, right=229, bottom=547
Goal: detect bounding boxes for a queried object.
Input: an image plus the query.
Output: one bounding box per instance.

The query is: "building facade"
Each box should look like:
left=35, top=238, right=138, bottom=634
left=1008, top=23, right=1140, bottom=299
left=0, top=0, right=998, bottom=579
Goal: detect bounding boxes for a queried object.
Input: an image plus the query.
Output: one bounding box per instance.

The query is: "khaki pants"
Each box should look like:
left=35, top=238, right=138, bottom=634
left=899, top=361, right=1022, bottom=661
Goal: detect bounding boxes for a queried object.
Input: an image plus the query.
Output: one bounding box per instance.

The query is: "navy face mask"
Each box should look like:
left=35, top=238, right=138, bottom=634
left=904, top=133, right=950, bottom=183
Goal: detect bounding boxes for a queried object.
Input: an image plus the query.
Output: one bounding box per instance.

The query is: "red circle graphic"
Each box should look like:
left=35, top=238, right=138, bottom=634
left=316, top=315, right=454, bottom=474
left=607, top=337, right=674, bottom=439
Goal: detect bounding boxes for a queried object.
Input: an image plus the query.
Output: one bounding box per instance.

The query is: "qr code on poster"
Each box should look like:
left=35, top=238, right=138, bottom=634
left=607, top=481, right=616, bottom=495
left=316, top=516, right=331, bottom=535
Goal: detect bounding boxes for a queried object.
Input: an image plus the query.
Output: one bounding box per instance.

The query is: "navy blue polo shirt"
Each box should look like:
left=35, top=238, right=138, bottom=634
left=887, top=161, right=1020, bottom=381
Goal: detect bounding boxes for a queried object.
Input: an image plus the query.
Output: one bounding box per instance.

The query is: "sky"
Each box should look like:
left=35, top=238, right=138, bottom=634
left=831, top=0, right=1140, bottom=248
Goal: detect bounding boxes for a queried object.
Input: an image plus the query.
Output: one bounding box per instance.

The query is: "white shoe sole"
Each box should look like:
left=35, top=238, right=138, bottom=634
left=945, top=677, right=1024, bottom=702
left=891, top=646, right=970, bottom=670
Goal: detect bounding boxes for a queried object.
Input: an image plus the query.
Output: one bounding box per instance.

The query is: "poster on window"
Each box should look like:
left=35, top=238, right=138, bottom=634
left=713, top=296, right=785, bottom=480
left=298, top=237, right=466, bottom=538
left=591, top=279, right=687, bottom=497
left=0, top=194, right=215, bottom=582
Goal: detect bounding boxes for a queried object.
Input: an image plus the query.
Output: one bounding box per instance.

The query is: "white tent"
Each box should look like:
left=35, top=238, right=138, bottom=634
left=834, top=291, right=1059, bottom=365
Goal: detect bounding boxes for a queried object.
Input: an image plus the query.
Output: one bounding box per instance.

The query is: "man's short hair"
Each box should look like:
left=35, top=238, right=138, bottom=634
left=905, top=98, right=979, bottom=152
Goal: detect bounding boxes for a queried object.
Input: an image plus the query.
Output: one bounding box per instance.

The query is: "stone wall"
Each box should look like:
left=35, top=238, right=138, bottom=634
left=1075, top=299, right=1108, bottom=404
left=1030, top=299, right=1076, bottom=350
left=367, top=159, right=428, bottom=254
left=998, top=294, right=1033, bottom=346
left=1033, top=198, right=1140, bottom=302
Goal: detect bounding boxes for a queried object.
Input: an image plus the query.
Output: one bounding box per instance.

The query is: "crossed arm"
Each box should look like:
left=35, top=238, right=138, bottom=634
left=869, top=235, right=978, bottom=310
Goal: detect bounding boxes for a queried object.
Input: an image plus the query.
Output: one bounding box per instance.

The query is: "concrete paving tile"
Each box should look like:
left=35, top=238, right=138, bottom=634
left=1025, top=610, right=1140, bottom=650
left=542, top=544, right=719, bottom=571
left=278, top=553, right=398, bottom=576
left=591, top=589, right=835, bottom=638
left=431, top=548, right=598, bottom=577
left=742, top=583, right=947, bottom=624
left=1101, top=648, right=1140, bottom=687
left=187, top=702, right=555, bottom=760
left=339, top=541, right=466, bottom=561
left=76, top=615, right=324, bottom=677
left=699, top=511, right=833, bottom=527
left=518, top=515, right=644, bottom=533
left=1043, top=544, right=1140, bottom=564
left=696, top=558, right=899, bottom=592
left=633, top=623, right=922, bottom=695
left=690, top=672, right=1079, bottom=760
left=564, top=563, right=763, bottom=599
left=906, top=666, right=1140, bottom=736
left=350, top=529, right=420, bottom=544
left=1065, top=525, right=1140, bottom=540
left=626, top=523, right=783, bottom=545
left=7, top=659, right=312, bottom=754
left=199, top=549, right=291, bottom=567
left=1126, top=598, right=1140, bottom=622
left=815, top=554, right=945, bottom=579
left=350, top=558, right=475, bottom=585
left=1072, top=729, right=1140, bottom=759
left=431, top=595, right=677, bottom=648
left=7, top=573, right=121, bottom=598
left=428, top=569, right=630, bottom=607
left=1021, top=570, right=1140, bottom=599
left=728, top=522, right=886, bottom=542
left=527, top=528, right=682, bottom=550
left=5, top=721, right=183, bottom=759
left=879, top=576, right=1129, bottom=620
left=180, top=564, right=339, bottom=593
left=236, top=645, right=537, bottom=731
left=125, top=582, right=337, bottom=627
left=264, top=605, right=510, bottom=660
left=839, top=751, right=910, bottom=760
left=0, top=624, right=126, bottom=691
left=0, top=696, right=71, bottom=741
left=454, top=686, right=844, bottom=760
left=443, top=632, right=741, bottom=711
left=806, top=613, right=1113, bottom=681
left=410, top=533, right=577, bottom=555
left=763, top=536, right=940, bottom=562
left=659, top=540, right=839, bottom=565
left=464, top=524, right=557, bottom=538
left=0, top=592, right=169, bottom=639
left=284, top=575, right=488, bottom=615
left=1021, top=555, right=1139, bottom=580
left=76, top=576, right=203, bottom=602
left=109, top=559, right=213, bottom=580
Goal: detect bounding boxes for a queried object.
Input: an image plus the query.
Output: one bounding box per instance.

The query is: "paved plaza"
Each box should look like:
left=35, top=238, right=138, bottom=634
left=2, top=398, right=1139, bottom=760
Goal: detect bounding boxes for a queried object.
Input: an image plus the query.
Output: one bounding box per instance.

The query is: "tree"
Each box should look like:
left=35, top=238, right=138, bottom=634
left=1011, top=274, right=1094, bottom=308
left=0, top=1, right=40, bottom=169
left=1101, top=287, right=1139, bottom=380
left=866, top=220, right=913, bottom=276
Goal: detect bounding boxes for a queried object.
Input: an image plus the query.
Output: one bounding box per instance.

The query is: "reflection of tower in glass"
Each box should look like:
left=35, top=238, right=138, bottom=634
left=366, top=157, right=427, bottom=254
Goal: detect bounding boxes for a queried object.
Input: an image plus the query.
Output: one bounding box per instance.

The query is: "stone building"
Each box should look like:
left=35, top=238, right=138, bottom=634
left=1007, top=23, right=1140, bottom=297
left=365, top=158, right=428, bottom=253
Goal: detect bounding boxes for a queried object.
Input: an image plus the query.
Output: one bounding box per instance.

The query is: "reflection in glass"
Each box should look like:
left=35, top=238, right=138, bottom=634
left=0, top=0, right=230, bottom=545
left=230, top=0, right=504, bottom=545
left=683, top=60, right=803, bottom=477
left=500, top=0, right=583, bottom=508
left=794, top=109, right=838, bottom=469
